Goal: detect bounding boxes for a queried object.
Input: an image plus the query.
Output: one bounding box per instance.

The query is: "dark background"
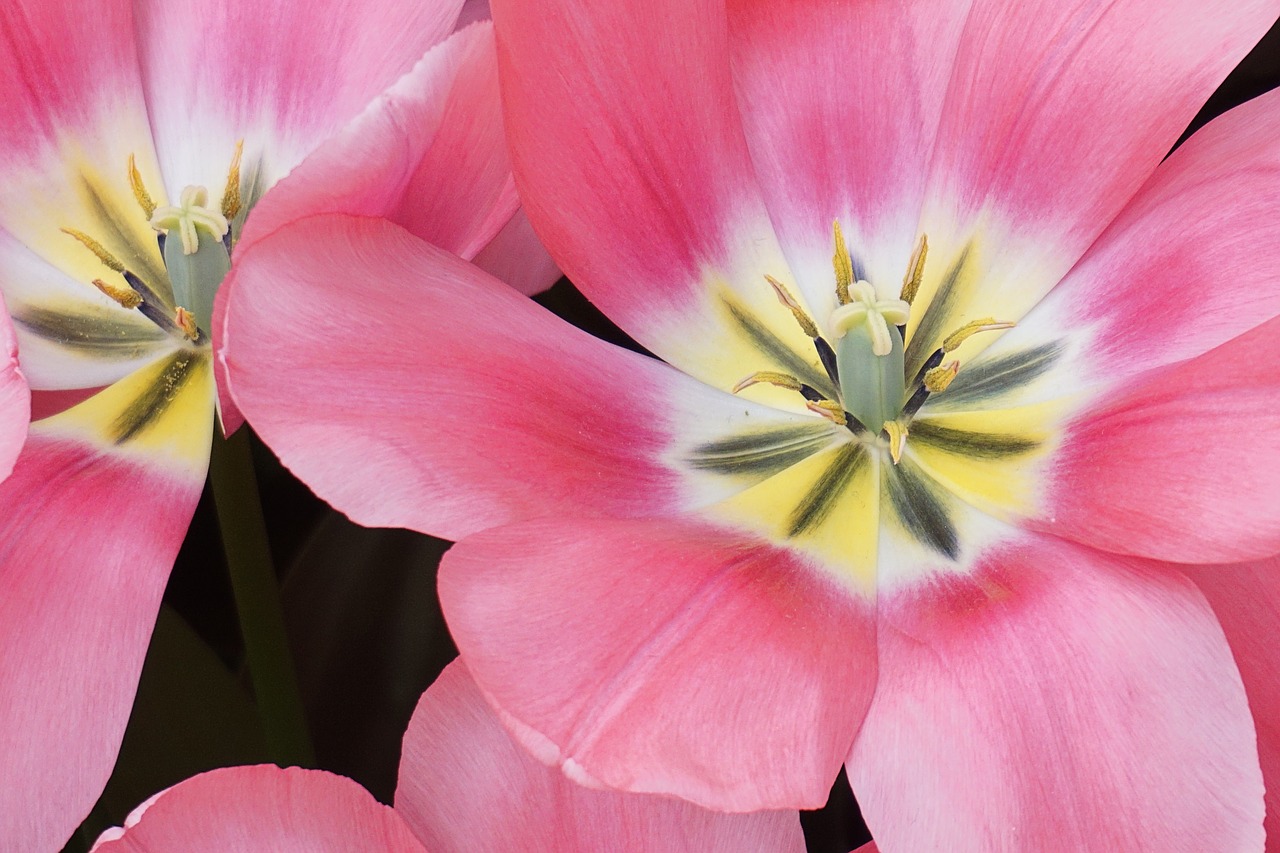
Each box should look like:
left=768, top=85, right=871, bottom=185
left=64, top=18, right=1280, bottom=852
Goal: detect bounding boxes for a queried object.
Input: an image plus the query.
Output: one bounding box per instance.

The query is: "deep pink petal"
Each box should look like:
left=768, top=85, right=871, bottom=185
left=1181, top=558, right=1280, bottom=850
left=91, top=766, right=426, bottom=852
left=847, top=534, right=1263, bottom=851
left=0, top=299, right=29, bottom=479
left=970, top=86, right=1280, bottom=403
left=471, top=210, right=561, bottom=297
left=397, top=660, right=805, bottom=852
left=454, top=0, right=490, bottom=29
left=135, top=0, right=463, bottom=199
left=1038, top=314, right=1280, bottom=563
left=908, top=0, right=1280, bottom=335
left=0, top=434, right=207, bottom=850
left=236, top=23, right=516, bottom=262
left=221, top=213, right=818, bottom=541
left=490, top=0, right=814, bottom=389
left=439, top=517, right=876, bottom=812
left=725, top=1, right=968, bottom=315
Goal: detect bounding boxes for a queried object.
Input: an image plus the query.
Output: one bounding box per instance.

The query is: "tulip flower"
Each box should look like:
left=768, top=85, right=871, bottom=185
left=0, top=2, right=553, bottom=848
left=220, top=1, right=1280, bottom=849
left=90, top=661, right=803, bottom=853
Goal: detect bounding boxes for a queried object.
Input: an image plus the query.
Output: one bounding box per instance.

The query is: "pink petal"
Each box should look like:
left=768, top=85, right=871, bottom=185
left=847, top=534, right=1264, bottom=851
left=454, top=0, right=490, bottom=29
left=0, top=434, right=207, bottom=850
left=0, top=298, right=30, bottom=480
left=236, top=23, right=517, bottom=262
left=724, top=1, right=968, bottom=316
left=220, top=213, right=817, bottom=541
left=969, top=85, right=1280, bottom=404
left=1039, top=313, right=1280, bottom=563
left=1181, top=558, right=1280, bottom=850
left=135, top=0, right=464, bottom=200
left=490, top=0, right=812, bottom=390
left=910, top=0, right=1280, bottom=336
left=397, top=660, right=805, bottom=852
left=91, top=766, right=426, bottom=852
left=438, top=517, right=876, bottom=812
left=471, top=209, right=561, bottom=297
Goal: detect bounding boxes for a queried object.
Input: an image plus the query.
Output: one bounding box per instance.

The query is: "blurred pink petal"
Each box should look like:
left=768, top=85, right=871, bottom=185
left=0, top=296, right=29, bottom=480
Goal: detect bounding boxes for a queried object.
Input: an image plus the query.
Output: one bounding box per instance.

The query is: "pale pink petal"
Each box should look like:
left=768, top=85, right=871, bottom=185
left=1037, top=314, right=1280, bottom=563
left=907, top=0, right=1280, bottom=345
left=0, top=297, right=29, bottom=479
left=236, top=23, right=516, bottom=262
left=471, top=209, right=560, bottom=297
left=439, top=517, right=876, bottom=812
left=396, top=660, right=805, bottom=852
left=0, top=436, right=208, bottom=849
left=1181, top=558, right=1280, bottom=849
left=847, top=534, right=1264, bottom=852
left=135, top=0, right=464, bottom=202
left=220, top=213, right=820, bottom=541
left=91, top=766, right=426, bottom=852
left=725, top=1, right=968, bottom=318
left=965, top=86, right=1280, bottom=406
left=490, top=0, right=816, bottom=391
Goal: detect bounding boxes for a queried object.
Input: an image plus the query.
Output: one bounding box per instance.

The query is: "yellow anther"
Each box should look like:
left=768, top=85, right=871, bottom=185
left=764, top=274, right=820, bottom=339
left=924, top=360, right=960, bottom=393
left=833, top=220, right=854, bottom=305
left=942, top=317, right=1015, bottom=353
left=732, top=370, right=803, bottom=394
left=91, top=278, right=142, bottom=310
left=151, top=185, right=229, bottom=255
left=882, top=420, right=908, bottom=465
left=61, top=228, right=125, bottom=273
left=127, top=153, right=156, bottom=218
left=900, top=234, right=928, bottom=304
left=806, top=399, right=847, bottom=425
left=175, top=306, right=199, bottom=340
left=222, top=140, right=244, bottom=220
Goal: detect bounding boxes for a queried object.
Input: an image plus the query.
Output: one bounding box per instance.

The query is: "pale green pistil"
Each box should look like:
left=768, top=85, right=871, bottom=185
left=150, top=185, right=229, bottom=256
left=830, top=280, right=909, bottom=434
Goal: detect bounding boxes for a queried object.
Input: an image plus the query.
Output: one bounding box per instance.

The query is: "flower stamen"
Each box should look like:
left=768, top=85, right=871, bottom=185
left=882, top=419, right=908, bottom=465
left=900, top=234, right=928, bottom=304
left=60, top=227, right=125, bottom=273
left=174, top=306, right=200, bottom=341
left=91, top=278, right=142, bottom=310
left=222, top=140, right=245, bottom=222
left=127, top=154, right=157, bottom=219
left=833, top=220, right=854, bottom=305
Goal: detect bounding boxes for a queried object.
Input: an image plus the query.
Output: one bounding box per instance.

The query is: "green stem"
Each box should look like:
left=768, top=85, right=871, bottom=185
left=209, top=429, right=315, bottom=767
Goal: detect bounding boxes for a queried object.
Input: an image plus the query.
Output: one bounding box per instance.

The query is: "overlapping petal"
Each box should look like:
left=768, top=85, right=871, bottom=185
left=439, top=517, right=876, bottom=811
left=490, top=0, right=826, bottom=394
left=1182, top=558, right=1280, bottom=848
left=398, top=660, right=805, bottom=852
left=964, top=86, right=1280, bottom=408
left=0, top=352, right=212, bottom=851
left=1038, top=313, right=1280, bottom=563
left=906, top=0, right=1280, bottom=355
left=90, top=661, right=803, bottom=852
left=92, top=766, right=427, bottom=852
left=847, top=533, right=1264, bottom=851
left=220, top=213, right=820, bottom=542
left=135, top=0, right=464, bottom=201
left=0, top=297, right=29, bottom=479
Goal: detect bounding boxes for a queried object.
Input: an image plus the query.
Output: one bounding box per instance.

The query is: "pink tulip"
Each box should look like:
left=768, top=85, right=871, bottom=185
left=219, top=1, right=1280, bottom=849
left=0, top=2, right=555, bottom=848
left=90, top=661, right=803, bottom=853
